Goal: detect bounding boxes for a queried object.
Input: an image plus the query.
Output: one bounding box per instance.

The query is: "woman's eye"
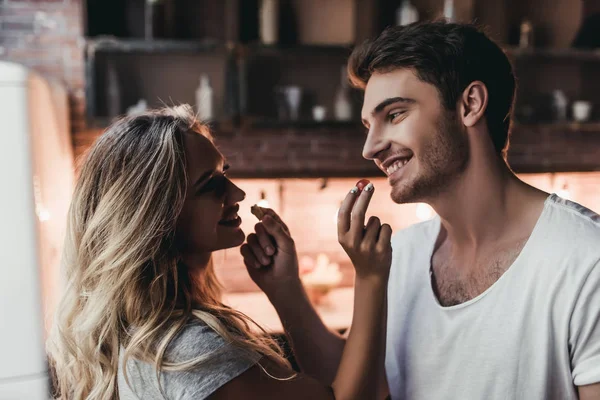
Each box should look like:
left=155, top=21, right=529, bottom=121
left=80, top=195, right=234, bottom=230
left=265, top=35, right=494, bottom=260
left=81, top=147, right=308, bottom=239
left=197, top=175, right=228, bottom=197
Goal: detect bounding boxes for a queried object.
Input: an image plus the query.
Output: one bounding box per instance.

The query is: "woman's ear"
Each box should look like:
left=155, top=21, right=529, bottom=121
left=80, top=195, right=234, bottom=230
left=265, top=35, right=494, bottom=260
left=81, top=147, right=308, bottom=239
left=459, top=81, right=488, bottom=128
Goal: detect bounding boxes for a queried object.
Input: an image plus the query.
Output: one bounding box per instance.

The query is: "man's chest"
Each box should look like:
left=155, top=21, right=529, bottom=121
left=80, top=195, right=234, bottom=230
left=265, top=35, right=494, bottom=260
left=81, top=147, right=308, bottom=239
left=385, top=302, right=572, bottom=400
left=385, top=258, right=574, bottom=400
left=430, top=239, right=527, bottom=307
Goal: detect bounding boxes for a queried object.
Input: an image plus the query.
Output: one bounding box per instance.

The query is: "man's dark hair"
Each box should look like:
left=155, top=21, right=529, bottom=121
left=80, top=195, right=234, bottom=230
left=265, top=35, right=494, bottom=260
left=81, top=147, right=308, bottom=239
left=348, top=21, right=516, bottom=157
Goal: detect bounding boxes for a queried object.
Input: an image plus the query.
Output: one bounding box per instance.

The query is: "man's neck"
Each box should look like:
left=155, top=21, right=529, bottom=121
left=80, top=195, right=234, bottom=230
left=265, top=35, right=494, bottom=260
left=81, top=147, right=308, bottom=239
left=428, top=151, right=530, bottom=252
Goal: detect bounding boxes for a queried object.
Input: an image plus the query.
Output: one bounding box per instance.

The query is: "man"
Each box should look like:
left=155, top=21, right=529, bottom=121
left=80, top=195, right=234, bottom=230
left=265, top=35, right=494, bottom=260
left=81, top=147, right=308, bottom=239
left=244, top=21, right=600, bottom=399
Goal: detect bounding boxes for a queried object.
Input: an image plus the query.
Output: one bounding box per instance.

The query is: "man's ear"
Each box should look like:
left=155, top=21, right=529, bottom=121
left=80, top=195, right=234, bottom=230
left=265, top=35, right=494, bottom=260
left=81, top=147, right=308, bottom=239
left=459, top=81, right=488, bottom=128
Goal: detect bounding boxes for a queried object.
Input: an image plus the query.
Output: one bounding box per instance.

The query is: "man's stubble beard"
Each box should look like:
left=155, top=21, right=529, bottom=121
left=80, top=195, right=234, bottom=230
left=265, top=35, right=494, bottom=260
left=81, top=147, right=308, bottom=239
left=390, top=111, right=470, bottom=204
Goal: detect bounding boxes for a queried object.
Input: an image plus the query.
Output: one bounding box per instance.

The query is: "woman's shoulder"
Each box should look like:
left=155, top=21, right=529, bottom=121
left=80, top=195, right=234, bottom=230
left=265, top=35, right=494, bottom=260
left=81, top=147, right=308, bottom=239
left=164, top=318, right=230, bottom=362
left=118, top=318, right=261, bottom=399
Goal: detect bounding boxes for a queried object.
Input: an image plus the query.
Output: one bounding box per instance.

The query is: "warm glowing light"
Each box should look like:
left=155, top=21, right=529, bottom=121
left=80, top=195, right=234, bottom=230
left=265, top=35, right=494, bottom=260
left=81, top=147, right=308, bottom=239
left=257, top=199, right=270, bottom=208
left=556, top=186, right=571, bottom=200
left=37, top=209, right=51, bottom=222
left=33, top=175, right=51, bottom=222
left=415, top=203, right=434, bottom=221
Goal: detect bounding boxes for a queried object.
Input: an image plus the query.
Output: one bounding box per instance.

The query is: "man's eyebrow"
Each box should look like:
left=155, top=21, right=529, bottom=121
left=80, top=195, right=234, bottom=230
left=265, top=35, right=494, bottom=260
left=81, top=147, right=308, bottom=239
left=371, top=97, right=415, bottom=116
left=362, top=97, right=415, bottom=127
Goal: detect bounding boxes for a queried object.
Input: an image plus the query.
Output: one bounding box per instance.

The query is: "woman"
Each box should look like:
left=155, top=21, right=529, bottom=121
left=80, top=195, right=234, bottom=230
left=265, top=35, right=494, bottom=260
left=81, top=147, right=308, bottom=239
left=47, top=105, right=392, bottom=399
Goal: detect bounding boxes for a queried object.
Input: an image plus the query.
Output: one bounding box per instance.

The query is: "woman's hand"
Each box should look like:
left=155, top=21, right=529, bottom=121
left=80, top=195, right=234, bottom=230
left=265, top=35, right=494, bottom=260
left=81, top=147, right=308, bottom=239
left=337, top=181, right=393, bottom=284
left=241, top=209, right=301, bottom=299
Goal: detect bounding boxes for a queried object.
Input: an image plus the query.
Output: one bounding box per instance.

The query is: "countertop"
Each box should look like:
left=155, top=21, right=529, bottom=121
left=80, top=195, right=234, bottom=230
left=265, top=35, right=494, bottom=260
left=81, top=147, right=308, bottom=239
left=222, top=287, right=354, bottom=333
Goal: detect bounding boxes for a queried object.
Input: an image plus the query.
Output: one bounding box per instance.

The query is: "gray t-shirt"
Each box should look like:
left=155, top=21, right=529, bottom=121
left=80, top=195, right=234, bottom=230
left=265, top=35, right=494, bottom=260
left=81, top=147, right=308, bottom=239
left=118, top=320, right=260, bottom=399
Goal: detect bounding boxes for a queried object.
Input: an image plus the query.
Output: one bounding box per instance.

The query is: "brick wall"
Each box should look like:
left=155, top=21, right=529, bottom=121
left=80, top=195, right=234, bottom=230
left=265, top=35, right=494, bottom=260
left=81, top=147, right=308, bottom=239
left=214, top=124, right=600, bottom=178
left=0, top=0, right=86, bottom=136
left=215, top=127, right=380, bottom=178
left=77, top=122, right=600, bottom=177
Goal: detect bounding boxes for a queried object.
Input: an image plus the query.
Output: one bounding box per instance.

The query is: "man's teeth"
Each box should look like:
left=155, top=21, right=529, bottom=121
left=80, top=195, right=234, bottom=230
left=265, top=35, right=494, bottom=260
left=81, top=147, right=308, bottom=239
left=386, top=159, right=410, bottom=175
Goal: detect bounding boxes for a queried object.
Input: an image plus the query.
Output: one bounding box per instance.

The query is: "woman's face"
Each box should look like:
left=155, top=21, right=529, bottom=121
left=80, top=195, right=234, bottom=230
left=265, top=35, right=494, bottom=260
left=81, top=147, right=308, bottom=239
left=175, top=132, right=246, bottom=255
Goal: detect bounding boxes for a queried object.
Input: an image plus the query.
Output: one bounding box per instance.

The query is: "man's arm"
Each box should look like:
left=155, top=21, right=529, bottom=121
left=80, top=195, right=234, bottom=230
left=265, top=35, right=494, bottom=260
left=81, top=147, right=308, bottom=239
left=570, top=261, right=600, bottom=397
left=579, top=383, right=600, bottom=400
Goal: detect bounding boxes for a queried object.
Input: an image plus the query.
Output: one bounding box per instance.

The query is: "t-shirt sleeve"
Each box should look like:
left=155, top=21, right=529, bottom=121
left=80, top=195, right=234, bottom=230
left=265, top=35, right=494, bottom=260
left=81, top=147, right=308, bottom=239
left=570, top=261, right=600, bottom=386
left=122, top=321, right=261, bottom=400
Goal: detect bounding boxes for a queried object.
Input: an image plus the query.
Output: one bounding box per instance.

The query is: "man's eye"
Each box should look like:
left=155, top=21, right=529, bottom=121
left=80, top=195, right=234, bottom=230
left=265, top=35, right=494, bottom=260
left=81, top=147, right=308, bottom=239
left=388, top=111, right=405, bottom=121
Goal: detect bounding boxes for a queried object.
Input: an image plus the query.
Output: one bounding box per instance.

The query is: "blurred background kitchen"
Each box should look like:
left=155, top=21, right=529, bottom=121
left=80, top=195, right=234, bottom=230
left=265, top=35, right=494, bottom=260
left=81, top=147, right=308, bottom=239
left=2, top=0, right=600, bottom=350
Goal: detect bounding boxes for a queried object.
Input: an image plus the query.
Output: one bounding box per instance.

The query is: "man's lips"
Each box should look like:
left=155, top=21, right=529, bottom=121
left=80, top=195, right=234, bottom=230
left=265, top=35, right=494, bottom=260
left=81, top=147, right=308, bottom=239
left=379, top=154, right=413, bottom=176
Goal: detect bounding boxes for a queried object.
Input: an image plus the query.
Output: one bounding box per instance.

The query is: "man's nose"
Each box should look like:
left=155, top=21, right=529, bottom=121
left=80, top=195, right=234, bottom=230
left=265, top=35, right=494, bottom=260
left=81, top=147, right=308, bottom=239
left=362, top=128, right=390, bottom=160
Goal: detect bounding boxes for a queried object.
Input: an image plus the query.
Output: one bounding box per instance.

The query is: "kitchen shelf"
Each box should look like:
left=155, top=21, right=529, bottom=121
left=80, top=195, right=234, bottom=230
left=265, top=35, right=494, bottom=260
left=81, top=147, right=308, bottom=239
left=85, top=37, right=228, bottom=54
left=86, top=37, right=356, bottom=55
left=87, top=115, right=234, bottom=133
left=249, top=119, right=362, bottom=130
left=86, top=37, right=356, bottom=58
left=245, top=43, right=353, bottom=55
left=513, top=122, right=600, bottom=133
left=87, top=119, right=600, bottom=136
left=223, top=287, right=354, bottom=333
left=505, top=47, right=600, bottom=61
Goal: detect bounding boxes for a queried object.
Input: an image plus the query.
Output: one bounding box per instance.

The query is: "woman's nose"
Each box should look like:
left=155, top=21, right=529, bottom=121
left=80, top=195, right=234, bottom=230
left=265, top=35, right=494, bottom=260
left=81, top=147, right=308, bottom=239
left=226, top=180, right=246, bottom=204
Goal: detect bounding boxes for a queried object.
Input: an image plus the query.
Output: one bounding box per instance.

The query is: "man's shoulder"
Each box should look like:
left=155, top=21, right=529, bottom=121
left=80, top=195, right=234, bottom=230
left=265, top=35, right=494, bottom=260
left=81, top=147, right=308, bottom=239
left=386, top=219, right=438, bottom=296
left=536, top=195, right=600, bottom=280
left=545, top=195, right=600, bottom=247
left=391, top=218, right=439, bottom=251
left=389, top=218, right=439, bottom=276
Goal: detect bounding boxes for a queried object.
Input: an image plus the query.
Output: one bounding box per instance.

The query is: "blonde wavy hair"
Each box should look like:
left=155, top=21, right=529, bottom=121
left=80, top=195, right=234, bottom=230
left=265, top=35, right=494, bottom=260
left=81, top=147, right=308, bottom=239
left=47, top=105, right=291, bottom=399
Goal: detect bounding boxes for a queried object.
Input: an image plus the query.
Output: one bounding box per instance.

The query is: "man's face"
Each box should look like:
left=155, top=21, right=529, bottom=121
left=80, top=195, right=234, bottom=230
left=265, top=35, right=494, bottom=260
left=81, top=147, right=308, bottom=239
left=361, top=68, right=469, bottom=204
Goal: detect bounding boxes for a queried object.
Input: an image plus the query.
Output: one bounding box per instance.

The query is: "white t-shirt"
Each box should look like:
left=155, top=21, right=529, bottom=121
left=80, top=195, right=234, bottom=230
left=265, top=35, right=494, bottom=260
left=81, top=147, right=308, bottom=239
left=385, top=194, right=600, bottom=399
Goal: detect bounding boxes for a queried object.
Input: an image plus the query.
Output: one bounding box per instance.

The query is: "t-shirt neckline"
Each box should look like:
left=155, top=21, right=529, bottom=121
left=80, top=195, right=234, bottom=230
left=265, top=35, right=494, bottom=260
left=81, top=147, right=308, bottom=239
left=426, top=193, right=556, bottom=310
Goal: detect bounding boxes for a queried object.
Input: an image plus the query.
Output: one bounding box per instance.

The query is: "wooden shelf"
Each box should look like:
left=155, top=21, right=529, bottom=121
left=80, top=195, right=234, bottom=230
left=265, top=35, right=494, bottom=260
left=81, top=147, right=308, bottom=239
left=513, top=122, right=600, bottom=132
left=505, top=47, right=600, bottom=61
left=87, top=118, right=600, bottom=135
left=85, top=42, right=600, bottom=61
left=86, top=37, right=353, bottom=56
left=85, top=37, right=227, bottom=54
left=249, top=119, right=361, bottom=130
left=245, top=43, right=353, bottom=55
left=85, top=40, right=600, bottom=60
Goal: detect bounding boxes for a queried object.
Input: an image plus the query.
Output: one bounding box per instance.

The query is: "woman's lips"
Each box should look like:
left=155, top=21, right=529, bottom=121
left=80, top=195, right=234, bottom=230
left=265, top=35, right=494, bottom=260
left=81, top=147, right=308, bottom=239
left=218, top=216, right=242, bottom=228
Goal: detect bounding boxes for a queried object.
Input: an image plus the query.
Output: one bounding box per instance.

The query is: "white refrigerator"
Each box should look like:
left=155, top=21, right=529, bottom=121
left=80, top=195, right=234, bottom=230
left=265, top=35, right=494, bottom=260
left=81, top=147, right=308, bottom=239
left=0, top=61, right=75, bottom=399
